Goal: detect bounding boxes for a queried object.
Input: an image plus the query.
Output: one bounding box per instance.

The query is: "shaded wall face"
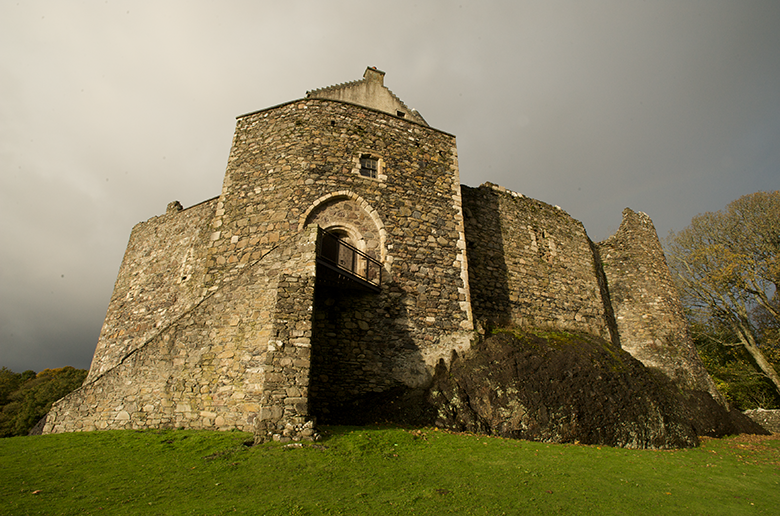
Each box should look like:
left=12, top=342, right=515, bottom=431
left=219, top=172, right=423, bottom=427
left=461, top=185, right=511, bottom=325
left=309, top=285, right=426, bottom=423
left=87, top=199, right=217, bottom=382
left=207, top=99, right=472, bottom=366
left=463, top=185, right=610, bottom=339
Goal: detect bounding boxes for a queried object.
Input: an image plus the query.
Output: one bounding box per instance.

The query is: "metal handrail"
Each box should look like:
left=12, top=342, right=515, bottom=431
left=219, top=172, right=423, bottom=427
left=316, top=228, right=382, bottom=288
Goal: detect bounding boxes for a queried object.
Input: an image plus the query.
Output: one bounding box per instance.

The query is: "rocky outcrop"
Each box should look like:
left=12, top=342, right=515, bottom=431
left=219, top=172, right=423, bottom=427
left=362, top=332, right=767, bottom=449
left=325, top=329, right=765, bottom=449
left=744, top=409, right=780, bottom=433
left=423, top=331, right=766, bottom=449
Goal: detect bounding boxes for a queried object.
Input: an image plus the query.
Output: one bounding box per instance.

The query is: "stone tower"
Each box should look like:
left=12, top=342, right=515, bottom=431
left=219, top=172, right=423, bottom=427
left=44, top=67, right=475, bottom=441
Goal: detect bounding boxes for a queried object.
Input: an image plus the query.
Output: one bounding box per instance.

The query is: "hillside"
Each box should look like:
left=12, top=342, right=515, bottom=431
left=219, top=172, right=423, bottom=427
left=1, top=427, right=778, bottom=515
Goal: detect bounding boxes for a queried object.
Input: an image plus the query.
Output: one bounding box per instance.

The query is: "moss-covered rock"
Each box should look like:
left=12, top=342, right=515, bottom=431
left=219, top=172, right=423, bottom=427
left=426, top=330, right=765, bottom=449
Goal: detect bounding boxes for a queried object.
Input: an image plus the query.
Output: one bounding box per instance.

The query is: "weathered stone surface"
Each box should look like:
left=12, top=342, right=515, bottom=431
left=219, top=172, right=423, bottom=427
left=597, top=208, right=723, bottom=401
left=463, top=184, right=612, bottom=341
left=86, top=198, right=217, bottom=382
left=44, top=227, right=319, bottom=436
left=45, top=70, right=474, bottom=441
left=744, top=409, right=780, bottom=433
left=427, top=331, right=766, bottom=449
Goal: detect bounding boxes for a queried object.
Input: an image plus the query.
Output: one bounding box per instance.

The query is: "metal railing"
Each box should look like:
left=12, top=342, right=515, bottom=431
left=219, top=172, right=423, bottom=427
left=316, top=228, right=381, bottom=290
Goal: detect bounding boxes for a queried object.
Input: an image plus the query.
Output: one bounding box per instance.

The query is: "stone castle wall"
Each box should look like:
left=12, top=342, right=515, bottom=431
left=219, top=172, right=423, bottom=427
left=45, top=78, right=727, bottom=439
left=462, top=183, right=611, bottom=341
left=47, top=97, right=476, bottom=438
left=87, top=198, right=217, bottom=381
left=744, top=409, right=780, bottom=433
left=45, top=227, right=318, bottom=436
left=206, top=98, right=473, bottom=369
left=207, top=98, right=475, bottom=426
left=461, top=184, right=723, bottom=401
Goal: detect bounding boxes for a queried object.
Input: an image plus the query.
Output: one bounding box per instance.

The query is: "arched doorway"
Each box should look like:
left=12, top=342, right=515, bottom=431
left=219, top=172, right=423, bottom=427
left=300, top=194, right=392, bottom=423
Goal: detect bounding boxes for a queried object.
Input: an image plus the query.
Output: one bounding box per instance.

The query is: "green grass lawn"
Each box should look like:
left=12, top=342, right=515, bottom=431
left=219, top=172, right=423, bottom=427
left=1, top=426, right=778, bottom=515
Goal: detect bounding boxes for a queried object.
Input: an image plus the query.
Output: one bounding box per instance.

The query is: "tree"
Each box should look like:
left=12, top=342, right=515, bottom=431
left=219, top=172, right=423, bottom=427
left=0, top=367, right=35, bottom=406
left=691, top=322, right=780, bottom=409
left=0, top=366, right=87, bottom=437
left=666, top=191, right=780, bottom=401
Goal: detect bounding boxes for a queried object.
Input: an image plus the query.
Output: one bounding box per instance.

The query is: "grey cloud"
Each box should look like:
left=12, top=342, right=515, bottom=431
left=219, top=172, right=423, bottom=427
left=1, top=0, right=778, bottom=372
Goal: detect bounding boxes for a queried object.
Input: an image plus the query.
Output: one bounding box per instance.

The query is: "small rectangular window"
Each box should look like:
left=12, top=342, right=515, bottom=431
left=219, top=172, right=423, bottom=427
left=359, top=157, right=378, bottom=178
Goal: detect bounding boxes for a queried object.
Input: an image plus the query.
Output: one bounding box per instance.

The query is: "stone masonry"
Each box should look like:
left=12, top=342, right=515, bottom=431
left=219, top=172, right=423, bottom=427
left=597, top=208, right=724, bottom=402
left=85, top=198, right=217, bottom=382
left=44, top=68, right=726, bottom=441
left=463, top=183, right=613, bottom=341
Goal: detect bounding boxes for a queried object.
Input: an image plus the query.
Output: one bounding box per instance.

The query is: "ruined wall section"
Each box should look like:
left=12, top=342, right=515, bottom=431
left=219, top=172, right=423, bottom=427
left=462, top=183, right=610, bottom=340
left=205, top=98, right=473, bottom=377
left=44, top=228, right=318, bottom=434
left=86, top=199, right=217, bottom=382
left=597, top=208, right=723, bottom=401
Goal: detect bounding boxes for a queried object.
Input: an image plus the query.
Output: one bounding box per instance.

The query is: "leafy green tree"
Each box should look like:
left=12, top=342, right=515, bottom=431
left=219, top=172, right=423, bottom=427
left=0, top=367, right=35, bottom=405
left=0, top=367, right=87, bottom=437
left=666, top=191, right=780, bottom=401
left=691, top=323, right=780, bottom=409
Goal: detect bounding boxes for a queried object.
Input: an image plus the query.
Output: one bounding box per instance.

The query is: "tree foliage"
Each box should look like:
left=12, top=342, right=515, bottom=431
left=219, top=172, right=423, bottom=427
left=0, top=366, right=87, bottom=437
left=691, top=324, right=780, bottom=409
left=666, top=191, right=780, bottom=406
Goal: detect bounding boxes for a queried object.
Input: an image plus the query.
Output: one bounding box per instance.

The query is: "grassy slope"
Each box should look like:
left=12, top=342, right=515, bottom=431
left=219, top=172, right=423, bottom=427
left=1, top=427, right=778, bottom=515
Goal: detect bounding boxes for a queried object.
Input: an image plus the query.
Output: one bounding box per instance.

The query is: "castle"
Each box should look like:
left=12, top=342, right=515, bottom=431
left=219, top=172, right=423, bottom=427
left=43, top=68, right=721, bottom=442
